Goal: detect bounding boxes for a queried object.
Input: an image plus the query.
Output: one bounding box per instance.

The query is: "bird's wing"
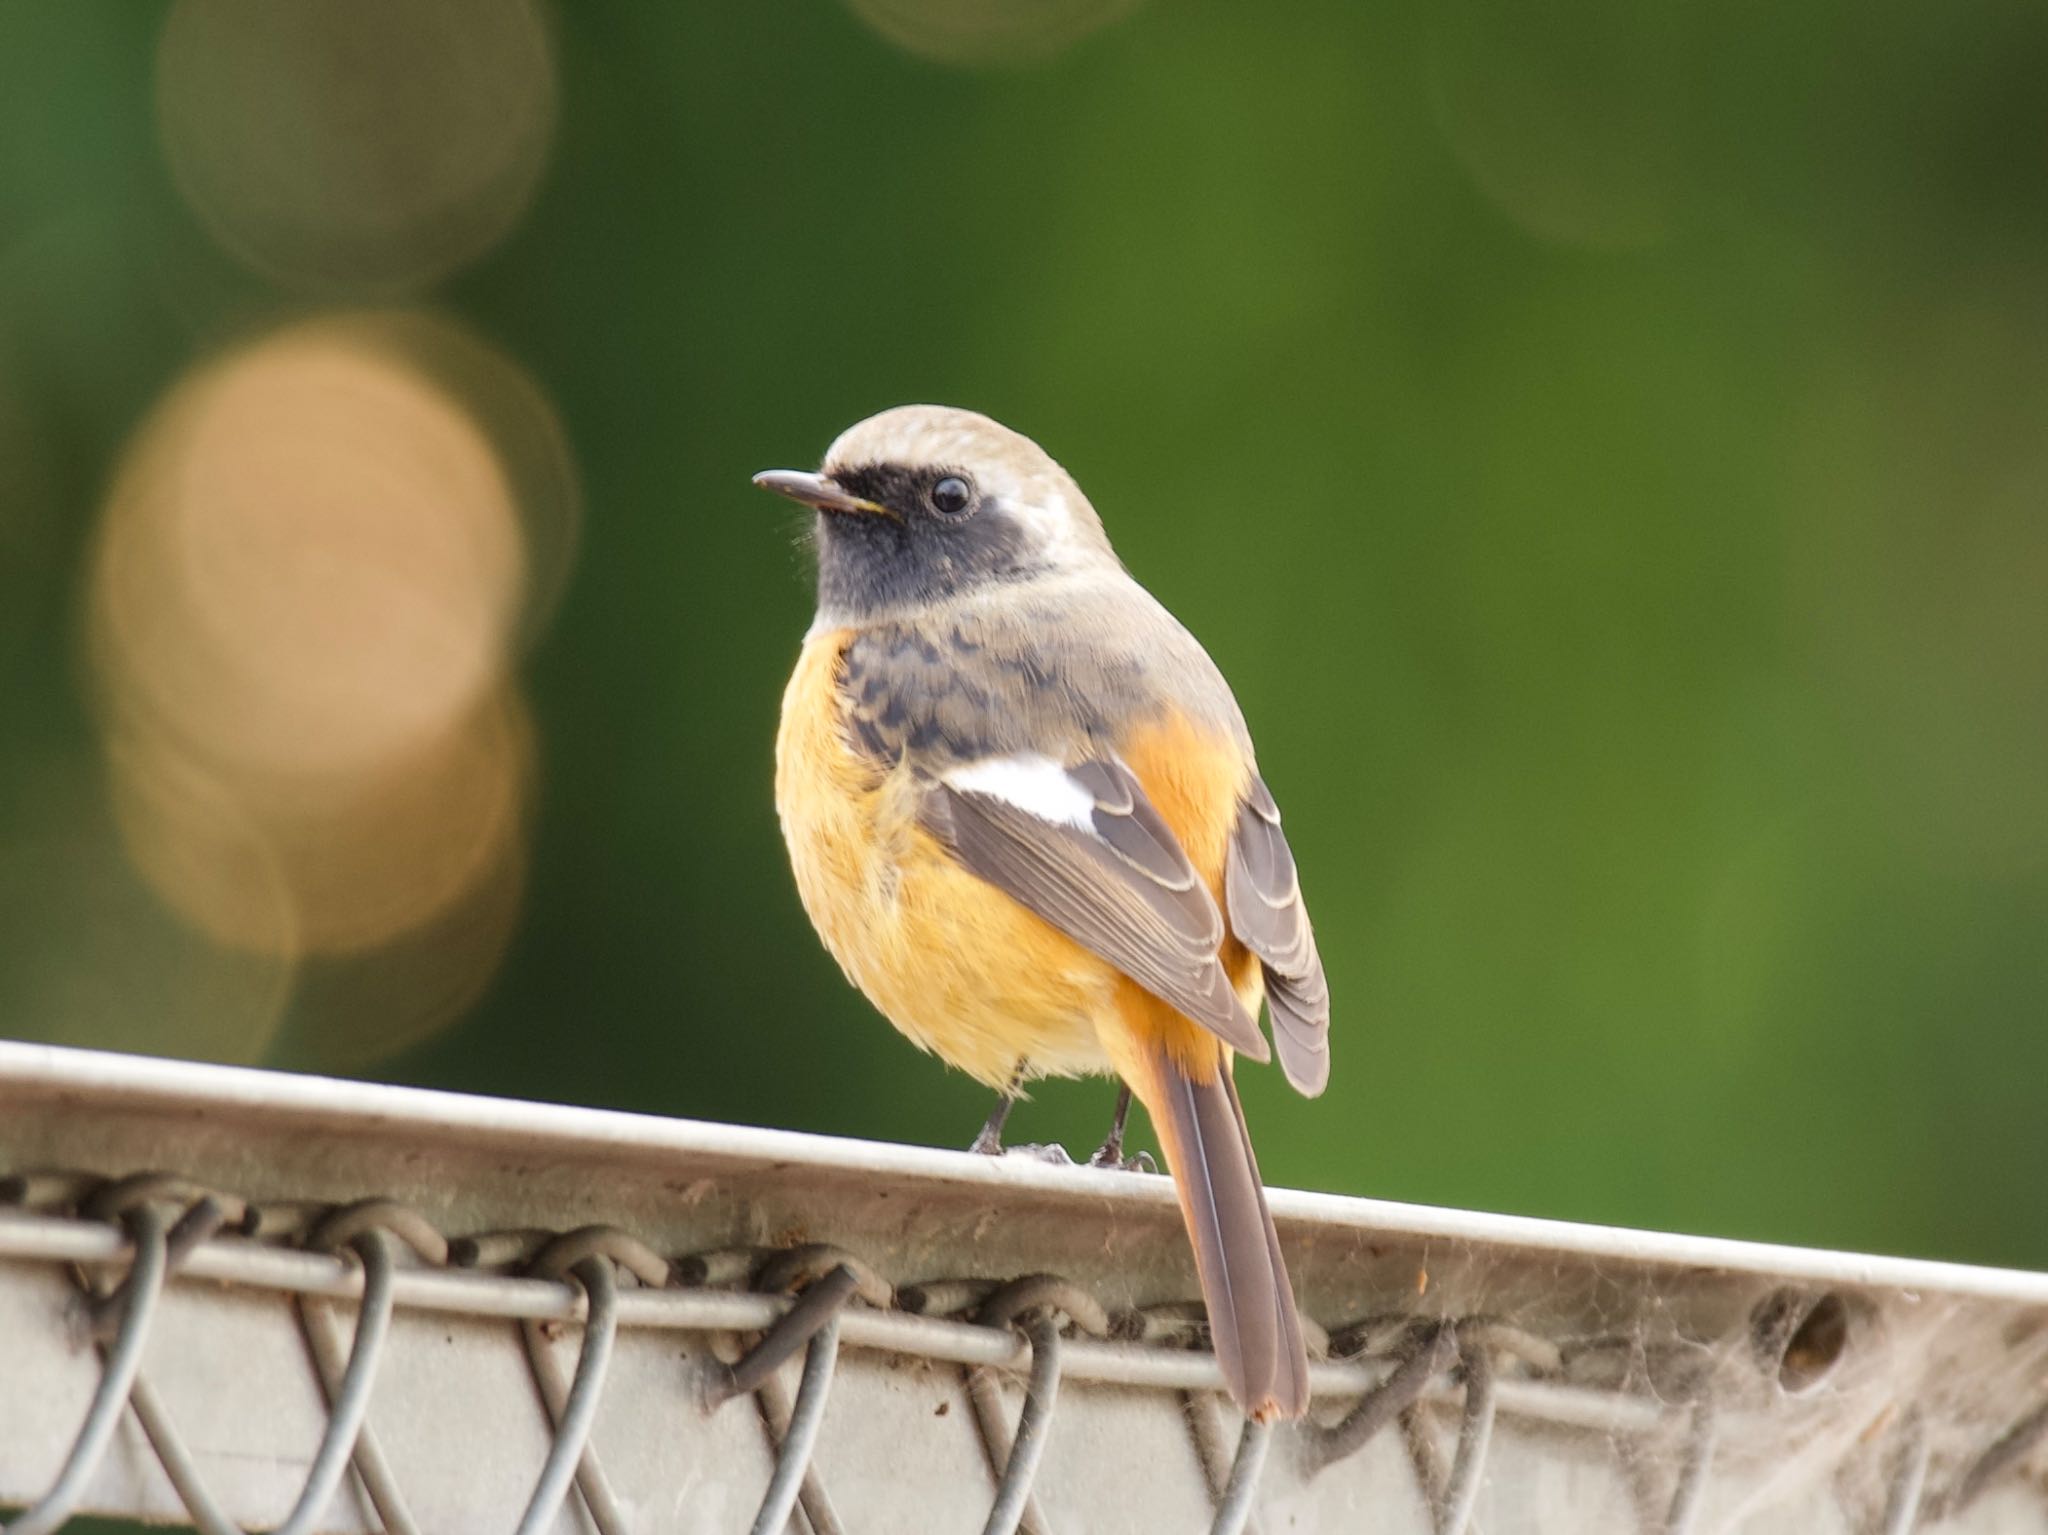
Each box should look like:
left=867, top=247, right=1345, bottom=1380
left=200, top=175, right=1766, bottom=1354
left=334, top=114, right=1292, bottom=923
left=920, top=754, right=1270, bottom=1062
left=1225, top=775, right=1329, bottom=1096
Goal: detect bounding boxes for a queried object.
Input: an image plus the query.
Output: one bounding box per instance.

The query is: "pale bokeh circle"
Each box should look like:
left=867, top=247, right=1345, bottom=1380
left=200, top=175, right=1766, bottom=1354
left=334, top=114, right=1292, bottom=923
left=156, top=0, right=557, bottom=293
left=87, top=312, right=564, bottom=1044
left=286, top=803, right=530, bottom=1069
left=108, top=691, right=534, bottom=957
left=356, top=310, right=583, bottom=652
left=843, top=0, right=1143, bottom=67
left=89, top=313, right=561, bottom=781
left=0, top=755, right=295, bottom=1064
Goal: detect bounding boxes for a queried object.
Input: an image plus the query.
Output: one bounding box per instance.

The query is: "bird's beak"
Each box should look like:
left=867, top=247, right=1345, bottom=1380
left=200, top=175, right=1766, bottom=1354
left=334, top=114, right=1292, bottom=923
left=752, top=469, right=892, bottom=518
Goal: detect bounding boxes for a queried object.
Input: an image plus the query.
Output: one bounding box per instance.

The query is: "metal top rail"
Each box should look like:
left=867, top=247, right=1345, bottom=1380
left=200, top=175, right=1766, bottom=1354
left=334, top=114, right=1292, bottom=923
left=1, top=1042, right=2043, bottom=1534
left=1, top=1041, right=2040, bottom=1305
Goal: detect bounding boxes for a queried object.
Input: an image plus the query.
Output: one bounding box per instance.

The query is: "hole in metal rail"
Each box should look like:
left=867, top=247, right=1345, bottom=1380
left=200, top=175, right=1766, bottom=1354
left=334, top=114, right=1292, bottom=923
left=1750, top=1288, right=1852, bottom=1394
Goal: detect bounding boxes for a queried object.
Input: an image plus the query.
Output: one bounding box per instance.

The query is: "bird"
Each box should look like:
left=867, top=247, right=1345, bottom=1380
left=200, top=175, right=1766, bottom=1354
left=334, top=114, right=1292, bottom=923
left=756, top=405, right=1329, bottom=1421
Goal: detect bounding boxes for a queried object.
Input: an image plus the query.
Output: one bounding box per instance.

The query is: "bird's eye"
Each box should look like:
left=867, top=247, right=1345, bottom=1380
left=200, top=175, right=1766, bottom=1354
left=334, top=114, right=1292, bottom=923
left=929, top=475, right=972, bottom=516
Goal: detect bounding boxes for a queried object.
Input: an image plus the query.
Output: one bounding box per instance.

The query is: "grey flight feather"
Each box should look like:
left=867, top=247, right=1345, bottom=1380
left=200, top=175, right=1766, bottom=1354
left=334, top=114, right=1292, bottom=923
left=923, top=762, right=1271, bottom=1063
left=1226, top=775, right=1330, bottom=1096
left=1150, top=1036, right=1309, bottom=1419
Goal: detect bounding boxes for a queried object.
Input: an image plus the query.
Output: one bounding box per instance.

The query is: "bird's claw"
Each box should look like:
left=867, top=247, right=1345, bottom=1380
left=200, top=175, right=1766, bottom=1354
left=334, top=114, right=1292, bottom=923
left=1087, top=1144, right=1158, bottom=1174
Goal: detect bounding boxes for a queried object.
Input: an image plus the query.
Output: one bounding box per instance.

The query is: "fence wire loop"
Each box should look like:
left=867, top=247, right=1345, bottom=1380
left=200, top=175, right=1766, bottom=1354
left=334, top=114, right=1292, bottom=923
left=272, top=1226, right=403, bottom=1535
left=3, top=1201, right=170, bottom=1535
left=77, top=1175, right=245, bottom=1327
left=712, top=1258, right=865, bottom=1407
left=1209, top=1416, right=1273, bottom=1535
left=1304, top=1319, right=1459, bottom=1474
left=296, top=1286, right=425, bottom=1535
left=747, top=1293, right=848, bottom=1535
left=4, top=1146, right=2048, bottom=1535
left=308, top=1197, right=452, bottom=1267
left=1437, top=1336, right=1498, bottom=1535
left=0, top=1169, right=102, bottom=1212
left=117, top=1223, right=406, bottom=1535
left=721, top=1251, right=869, bottom=1535
left=1116, top=1298, right=1208, bottom=1346
left=671, top=1244, right=762, bottom=1289
left=81, top=1170, right=251, bottom=1230
left=447, top=1227, right=555, bottom=1270
left=976, top=1272, right=1113, bottom=1338
left=1450, top=1316, right=1564, bottom=1375
left=756, top=1240, right=894, bottom=1307
left=263, top=1197, right=456, bottom=1535
left=898, top=1275, right=1000, bottom=1318
left=978, top=1308, right=1067, bottom=1535
left=1327, top=1312, right=1423, bottom=1360
left=955, top=1275, right=1116, bottom=1535
left=528, top=1223, right=672, bottom=1289
left=514, top=1230, right=655, bottom=1535
left=514, top=1252, right=622, bottom=1535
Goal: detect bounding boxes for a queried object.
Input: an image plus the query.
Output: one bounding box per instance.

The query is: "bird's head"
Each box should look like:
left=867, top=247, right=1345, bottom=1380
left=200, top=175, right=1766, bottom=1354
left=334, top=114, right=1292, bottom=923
left=755, top=405, right=1118, bottom=624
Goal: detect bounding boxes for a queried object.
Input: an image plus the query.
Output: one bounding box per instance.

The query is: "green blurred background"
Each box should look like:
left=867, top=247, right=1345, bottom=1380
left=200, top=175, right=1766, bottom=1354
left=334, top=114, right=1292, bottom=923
left=1, top=0, right=2043, bottom=1273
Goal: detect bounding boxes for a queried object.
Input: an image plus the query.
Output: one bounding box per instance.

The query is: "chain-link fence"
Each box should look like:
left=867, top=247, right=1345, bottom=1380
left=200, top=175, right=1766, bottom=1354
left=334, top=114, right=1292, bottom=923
left=1, top=1043, right=2044, bottom=1534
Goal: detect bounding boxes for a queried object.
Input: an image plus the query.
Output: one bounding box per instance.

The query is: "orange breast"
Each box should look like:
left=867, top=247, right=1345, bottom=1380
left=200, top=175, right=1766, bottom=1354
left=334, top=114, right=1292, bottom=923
left=774, top=630, right=1117, bottom=1088
left=776, top=630, right=1263, bottom=1091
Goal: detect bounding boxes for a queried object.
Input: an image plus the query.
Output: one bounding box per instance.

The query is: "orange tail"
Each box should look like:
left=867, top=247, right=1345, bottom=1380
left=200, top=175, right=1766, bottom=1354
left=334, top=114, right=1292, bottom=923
left=1132, top=1038, right=1309, bottom=1421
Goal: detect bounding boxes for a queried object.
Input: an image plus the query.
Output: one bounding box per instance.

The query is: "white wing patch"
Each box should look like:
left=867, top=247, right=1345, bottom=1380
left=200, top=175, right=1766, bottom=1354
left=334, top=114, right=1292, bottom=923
left=942, top=754, right=1097, bottom=831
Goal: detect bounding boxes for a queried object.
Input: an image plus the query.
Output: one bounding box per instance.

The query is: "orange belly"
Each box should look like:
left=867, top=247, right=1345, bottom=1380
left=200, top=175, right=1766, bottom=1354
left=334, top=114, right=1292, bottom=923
left=775, top=631, right=1113, bottom=1087
left=774, top=629, right=1263, bottom=1090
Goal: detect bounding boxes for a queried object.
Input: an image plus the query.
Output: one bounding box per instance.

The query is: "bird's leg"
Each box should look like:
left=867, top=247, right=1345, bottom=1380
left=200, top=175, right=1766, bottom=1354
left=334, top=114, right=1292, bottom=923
left=1089, top=1085, right=1133, bottom=1165
left=968, top=1063, right=1074, bottom=1164
left=1088, top=1084, right=1157, bottom=1173
left=968, top=1074, right=1020, bottom=1156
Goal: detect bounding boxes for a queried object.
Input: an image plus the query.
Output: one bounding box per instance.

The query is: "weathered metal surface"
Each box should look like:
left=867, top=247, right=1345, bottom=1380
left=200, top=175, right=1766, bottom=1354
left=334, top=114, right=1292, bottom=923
left=0, top=1042, right=2042, bottom=1533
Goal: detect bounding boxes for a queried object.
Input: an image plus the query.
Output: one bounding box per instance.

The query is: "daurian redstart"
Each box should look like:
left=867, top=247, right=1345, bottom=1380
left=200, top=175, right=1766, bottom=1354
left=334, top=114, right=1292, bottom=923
left=757, top=406, right=1329, bottom=1421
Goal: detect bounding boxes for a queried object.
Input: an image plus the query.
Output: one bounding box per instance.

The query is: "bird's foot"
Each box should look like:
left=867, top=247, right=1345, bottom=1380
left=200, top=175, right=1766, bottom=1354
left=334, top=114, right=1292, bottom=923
left=1086, top=1139, right=1158, bottom=1174
left=967, top=1129, right=1075, bottom=1165
left=1084, top=1084, right=1151, bottom=1171
left=969, top=1070, right=1031, bottom=1156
